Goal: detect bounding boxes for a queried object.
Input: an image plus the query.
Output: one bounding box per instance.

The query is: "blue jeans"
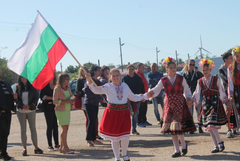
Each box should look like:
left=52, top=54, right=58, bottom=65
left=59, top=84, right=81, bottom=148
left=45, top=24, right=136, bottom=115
left=152, top=91, right=164, bottom=122
left=132, top=102, right=141, bottom=131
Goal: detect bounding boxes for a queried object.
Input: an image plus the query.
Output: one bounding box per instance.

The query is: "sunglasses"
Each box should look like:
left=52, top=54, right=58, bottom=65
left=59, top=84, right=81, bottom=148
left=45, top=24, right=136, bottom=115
left=189, top=64, right=195, bottom=66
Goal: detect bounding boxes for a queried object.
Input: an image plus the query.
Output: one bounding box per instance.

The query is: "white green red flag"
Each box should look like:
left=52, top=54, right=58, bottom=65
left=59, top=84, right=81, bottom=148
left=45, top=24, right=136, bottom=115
left=7, top=11, right=68, bottom=90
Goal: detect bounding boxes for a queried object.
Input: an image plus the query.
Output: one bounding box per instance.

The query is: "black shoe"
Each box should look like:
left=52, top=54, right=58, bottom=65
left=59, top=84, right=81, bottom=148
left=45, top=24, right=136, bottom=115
left=199, top=127, right=204, bottom=133
left=172, top=152, right=181, bottom=158
left=211, top=147, right=219, bottom=153
left=34, top=148, right=43, bottom=154
left=96, top=136, right=103, bottom=140
left=55, top=145, right=60, bottom=149
left=2, top=154, right=13, bottom=161
left=122, top=155, right=130, bottom=161
left=233, top=130, right=237, bottom=134
left=22, top=149, right=27, bottom=156
left=190, top=131, right=194, bottom=134
left=48, top=146, right=54, bottom=151
left=219, top=142, right=225, bottom=152
left=182, top=144, right=188, bottom=156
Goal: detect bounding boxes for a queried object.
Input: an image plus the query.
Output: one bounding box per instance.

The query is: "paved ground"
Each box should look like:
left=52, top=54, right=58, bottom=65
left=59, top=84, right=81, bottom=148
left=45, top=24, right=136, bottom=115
left=7, top=104, right=240, bottom=161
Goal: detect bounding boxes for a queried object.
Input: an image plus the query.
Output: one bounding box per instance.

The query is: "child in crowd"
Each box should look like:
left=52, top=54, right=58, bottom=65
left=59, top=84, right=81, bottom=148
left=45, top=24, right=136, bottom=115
left=193, top=59, right=229, bottom=153
left=148, top=57, right=196, bottom=158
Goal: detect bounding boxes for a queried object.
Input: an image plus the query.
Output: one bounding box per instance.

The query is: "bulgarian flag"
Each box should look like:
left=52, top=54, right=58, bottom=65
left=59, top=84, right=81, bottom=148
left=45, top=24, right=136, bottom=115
left=7, top=11, right=68, bottom=90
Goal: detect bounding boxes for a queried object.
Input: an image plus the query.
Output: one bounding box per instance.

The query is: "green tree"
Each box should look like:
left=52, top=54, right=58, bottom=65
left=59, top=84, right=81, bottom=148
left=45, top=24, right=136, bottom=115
left=83, top=62, right=97, bottom=69
left=0, top=58, right=14, bottom=84
left=145, top=61, right=151, bottom=66
left=65, top=65, right=79, bottom=73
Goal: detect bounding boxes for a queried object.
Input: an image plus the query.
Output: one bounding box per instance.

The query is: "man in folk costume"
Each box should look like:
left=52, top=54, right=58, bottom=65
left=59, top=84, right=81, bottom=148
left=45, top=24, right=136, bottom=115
left=193, top=59, right=229, bottom=153
left=148, top=57, right=196, bottom=158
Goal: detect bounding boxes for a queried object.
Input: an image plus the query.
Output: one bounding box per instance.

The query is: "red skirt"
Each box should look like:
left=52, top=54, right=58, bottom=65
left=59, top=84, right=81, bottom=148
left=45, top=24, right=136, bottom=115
left=99, top=103, right=131, bottom=137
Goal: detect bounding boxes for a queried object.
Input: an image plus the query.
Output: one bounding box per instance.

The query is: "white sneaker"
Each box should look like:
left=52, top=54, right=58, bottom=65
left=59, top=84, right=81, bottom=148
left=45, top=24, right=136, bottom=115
left=226, top=130, right=233, bottom=138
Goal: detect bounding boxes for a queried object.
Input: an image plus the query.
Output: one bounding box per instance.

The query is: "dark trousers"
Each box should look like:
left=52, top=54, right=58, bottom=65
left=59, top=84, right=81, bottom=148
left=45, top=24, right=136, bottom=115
left=0, top=111, right=11, bottom=157
left=44, top=111, right=59, bottom=147
left=138, top=101, right=148, bottom=124
left=83, top=110, right=99, bottom=136
left=85, top=104, right=98, bottom=141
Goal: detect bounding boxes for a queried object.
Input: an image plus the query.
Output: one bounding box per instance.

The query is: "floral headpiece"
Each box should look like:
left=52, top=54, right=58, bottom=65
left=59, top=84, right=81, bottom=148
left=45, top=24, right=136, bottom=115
left=232, top=46, right=240, bottom=54
left=199, top=59, right=215, bottom=70
left=162, top=57, right=173, bottom=66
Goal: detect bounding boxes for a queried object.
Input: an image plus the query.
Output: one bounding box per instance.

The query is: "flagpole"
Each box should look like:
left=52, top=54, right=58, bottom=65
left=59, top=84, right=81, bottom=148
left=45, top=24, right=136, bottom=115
left=67, top=49, right=101, bottom=92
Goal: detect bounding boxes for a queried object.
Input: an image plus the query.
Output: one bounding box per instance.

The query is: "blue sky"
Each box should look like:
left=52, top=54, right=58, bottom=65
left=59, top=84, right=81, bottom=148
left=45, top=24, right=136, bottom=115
left=0, top=0, right=239, bottom=71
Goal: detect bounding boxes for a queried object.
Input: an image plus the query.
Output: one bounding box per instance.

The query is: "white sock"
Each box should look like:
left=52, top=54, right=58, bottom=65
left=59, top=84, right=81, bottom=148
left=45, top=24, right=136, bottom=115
left=111, top=141, right=120, bottom=160
left=178, top=134, right=186, bottom=149
left=121, top=139, right=129, bottom=157
left=211, top=128, right=222, bottom=144
left=209, top=130, right=218, bottom=148
left=171, top=135, right=180, bottom=153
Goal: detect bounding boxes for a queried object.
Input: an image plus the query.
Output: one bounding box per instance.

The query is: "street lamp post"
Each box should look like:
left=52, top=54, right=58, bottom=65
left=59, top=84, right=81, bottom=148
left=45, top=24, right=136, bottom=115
left=119, top=37, right=125, bottom=72
left=0, top=47, right=8, bottom=58
left=156, top=47, right=160, bottom=65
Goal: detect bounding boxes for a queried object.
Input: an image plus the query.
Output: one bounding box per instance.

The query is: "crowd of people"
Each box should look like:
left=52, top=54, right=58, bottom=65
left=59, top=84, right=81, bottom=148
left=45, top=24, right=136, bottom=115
left=0, top=46, right=240, bottom=161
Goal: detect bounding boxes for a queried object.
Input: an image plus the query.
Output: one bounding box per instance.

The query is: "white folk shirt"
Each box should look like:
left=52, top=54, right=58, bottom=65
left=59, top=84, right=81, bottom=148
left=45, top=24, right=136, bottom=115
left=88, top=82, right=146, bottom=104
left=151, top=74, right=192, bottom=99
left=193, top=75, right=228, bottom=105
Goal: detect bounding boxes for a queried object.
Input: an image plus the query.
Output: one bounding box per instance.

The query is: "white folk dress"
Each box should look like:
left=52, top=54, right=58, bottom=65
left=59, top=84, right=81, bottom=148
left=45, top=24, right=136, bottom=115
left=88, top=82, right=147, bottom=141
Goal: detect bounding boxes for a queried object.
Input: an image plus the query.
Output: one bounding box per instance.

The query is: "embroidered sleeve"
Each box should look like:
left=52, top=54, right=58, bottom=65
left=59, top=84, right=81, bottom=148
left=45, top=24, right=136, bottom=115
left=193, top=80, right=201, bottom=106
left=182, top=77, right=192, bottom=98
left=88, top=81, right=108, bottom=94
left=126, top=85, right=144, bottom=102
left=218, top=78, right=228, bottom=103
left=151, top=79, right=163, bottom=98
left=227, top=68, right=234, bottom=98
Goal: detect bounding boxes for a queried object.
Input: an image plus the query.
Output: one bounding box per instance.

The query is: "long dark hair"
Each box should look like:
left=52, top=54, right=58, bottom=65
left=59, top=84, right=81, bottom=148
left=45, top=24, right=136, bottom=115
left=17, top=76, right=33, bottom=92
left=101, top=66, right=110, bottom=79
left=90, top=65, right=100, bottom=77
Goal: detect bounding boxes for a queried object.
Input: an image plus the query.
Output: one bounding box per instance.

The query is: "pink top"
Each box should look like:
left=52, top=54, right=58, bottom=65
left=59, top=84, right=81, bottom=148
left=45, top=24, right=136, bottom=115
left=53, top=86, right=73, bottom=111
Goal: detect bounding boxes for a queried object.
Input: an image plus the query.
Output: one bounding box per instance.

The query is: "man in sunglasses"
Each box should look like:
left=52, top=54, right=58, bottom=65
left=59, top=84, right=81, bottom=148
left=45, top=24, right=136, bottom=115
left=183, top=59, right=203, bottom=134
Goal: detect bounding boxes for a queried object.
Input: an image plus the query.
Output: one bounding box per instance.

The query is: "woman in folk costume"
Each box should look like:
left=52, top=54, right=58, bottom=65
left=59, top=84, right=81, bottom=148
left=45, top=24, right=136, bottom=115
left=193, top=59, right=229, bottom=153
left=227, top=46, right=240, bottom=133
left=148, top=57, right=196, bottom=158
left=85, top=68, right=146, bottom=161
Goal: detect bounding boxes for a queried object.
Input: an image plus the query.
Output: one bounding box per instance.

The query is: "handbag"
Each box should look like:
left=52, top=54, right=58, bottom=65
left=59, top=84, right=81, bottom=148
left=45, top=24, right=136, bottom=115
left=73, top=93, right=82, bottom=109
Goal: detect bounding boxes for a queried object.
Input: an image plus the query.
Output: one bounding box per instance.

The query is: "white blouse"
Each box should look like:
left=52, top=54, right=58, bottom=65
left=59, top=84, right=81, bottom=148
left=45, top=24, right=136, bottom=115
left=88, top=82, right=146, bottom=104
left=151, top=74, right=192, bottom=99
left=193, top=75, right=228, bottom=105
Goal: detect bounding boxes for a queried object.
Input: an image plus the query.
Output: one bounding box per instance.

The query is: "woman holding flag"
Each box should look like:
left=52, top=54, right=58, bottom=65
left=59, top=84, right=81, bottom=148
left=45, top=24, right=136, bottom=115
left=85, top=68, right=146, bottom=161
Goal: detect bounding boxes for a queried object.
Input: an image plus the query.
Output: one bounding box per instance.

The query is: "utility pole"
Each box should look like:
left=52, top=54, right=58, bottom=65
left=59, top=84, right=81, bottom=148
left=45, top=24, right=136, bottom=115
left=175, top=50, right=179, bottom=66
left=156, top=47, right=160, bottom=65
left=60, top=63, right=63, bottom=72
left=98, top=59, right=100, bottom=66
left=188, top=53, right=190, bottom=60
left=119, top=37, right=125, bottom=72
